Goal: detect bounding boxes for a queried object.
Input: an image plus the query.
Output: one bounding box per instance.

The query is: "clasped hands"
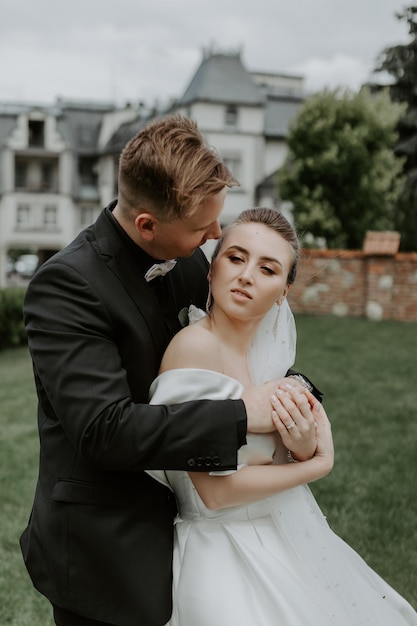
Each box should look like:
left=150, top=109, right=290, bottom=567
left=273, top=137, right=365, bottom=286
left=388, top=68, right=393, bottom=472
left=242, top=377, right=333, bottom=464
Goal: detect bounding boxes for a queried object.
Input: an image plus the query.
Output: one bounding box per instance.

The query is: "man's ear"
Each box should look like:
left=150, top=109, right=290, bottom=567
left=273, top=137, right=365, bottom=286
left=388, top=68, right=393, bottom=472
left=277, top=284, right=290, bottom=306
left=135, top=213, right=156, bottom=241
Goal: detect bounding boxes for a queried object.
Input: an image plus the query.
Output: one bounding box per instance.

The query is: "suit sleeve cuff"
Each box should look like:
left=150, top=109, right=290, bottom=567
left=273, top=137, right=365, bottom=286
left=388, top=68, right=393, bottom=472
left=235, top=399, right=247, bottom=447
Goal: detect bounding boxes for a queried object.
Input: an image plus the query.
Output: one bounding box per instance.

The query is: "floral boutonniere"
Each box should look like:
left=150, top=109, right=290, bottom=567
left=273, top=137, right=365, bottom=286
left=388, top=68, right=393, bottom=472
left=178, top=304, right=206, bottom=328
left=178, top=307, right=190, bottom=328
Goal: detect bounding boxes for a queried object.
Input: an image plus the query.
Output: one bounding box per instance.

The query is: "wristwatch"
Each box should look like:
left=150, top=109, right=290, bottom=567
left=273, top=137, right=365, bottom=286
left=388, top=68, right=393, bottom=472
left=288, top=374, right=313, bottom=393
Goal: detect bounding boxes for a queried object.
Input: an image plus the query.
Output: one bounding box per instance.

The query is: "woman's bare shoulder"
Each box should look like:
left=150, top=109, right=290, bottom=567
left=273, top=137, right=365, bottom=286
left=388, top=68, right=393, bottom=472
left=159, top=322, right=221, bottom=373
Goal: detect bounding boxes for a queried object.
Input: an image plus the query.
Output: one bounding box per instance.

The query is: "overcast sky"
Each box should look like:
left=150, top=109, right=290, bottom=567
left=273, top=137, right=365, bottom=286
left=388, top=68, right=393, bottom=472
left=0, top=0, right=410, bottom=107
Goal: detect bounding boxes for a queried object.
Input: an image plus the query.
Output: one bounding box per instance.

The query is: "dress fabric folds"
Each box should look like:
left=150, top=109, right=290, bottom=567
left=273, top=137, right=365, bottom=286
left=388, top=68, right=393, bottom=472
left=148, top=369, right=417, bottom=626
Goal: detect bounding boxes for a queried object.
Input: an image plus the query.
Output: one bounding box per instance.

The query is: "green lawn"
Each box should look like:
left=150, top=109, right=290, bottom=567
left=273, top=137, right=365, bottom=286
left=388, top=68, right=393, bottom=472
left=0, top=346, right=54, bottom=625
left=1, top=316, right=416, bottom=624
left=294, top=315, right=417, bottom=610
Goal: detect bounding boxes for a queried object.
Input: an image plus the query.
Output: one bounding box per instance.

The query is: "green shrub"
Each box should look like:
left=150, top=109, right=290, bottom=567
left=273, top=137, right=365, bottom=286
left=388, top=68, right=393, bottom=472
left=0, top=288, right=27, bottom=350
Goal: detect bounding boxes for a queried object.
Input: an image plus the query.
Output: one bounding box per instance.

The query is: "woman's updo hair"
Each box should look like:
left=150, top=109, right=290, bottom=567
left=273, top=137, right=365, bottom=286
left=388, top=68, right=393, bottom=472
left=212, top=207, right=300, bottom=285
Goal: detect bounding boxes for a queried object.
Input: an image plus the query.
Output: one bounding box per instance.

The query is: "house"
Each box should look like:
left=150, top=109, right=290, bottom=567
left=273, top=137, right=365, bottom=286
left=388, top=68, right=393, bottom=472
left=0, top=99, right=139, bottom=285
left=0, top=49, right=304, bottom=286
left=170, top=48, right=304, bottom=224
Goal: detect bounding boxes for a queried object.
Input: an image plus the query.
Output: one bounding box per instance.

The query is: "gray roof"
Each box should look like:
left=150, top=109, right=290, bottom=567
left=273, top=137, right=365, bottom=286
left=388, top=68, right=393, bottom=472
left=104, top=112, right=170, bottom=154
left=56, top=102, right=116, bottom=153
left=178, top=52, right=263, bottom=106
left=0, top=103, right=57, bottom=149
left=264, top=97, right=303, bottom=138
left=0, top=100, right=117, bottom=154
left=104, top=116, right=145, bottom=153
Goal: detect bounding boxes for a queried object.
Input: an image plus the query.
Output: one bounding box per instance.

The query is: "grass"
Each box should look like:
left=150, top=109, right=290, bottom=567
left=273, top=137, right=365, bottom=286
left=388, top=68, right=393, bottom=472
left=294, top=315, right=417, bottom=610
left=0, top=346, right=54, bottom=625
left=1, top=316, right=416, bottom=624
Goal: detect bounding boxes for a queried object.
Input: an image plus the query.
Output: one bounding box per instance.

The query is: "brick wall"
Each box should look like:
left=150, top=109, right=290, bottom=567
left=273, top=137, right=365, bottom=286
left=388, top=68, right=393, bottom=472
left=287, top=249, right=417, bottom=322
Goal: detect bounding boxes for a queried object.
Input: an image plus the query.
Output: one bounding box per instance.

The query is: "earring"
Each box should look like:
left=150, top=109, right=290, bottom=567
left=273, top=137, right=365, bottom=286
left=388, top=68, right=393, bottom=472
left=272, top=302, right=280, bottom=337
left=206, top=284, right=213, bottom=313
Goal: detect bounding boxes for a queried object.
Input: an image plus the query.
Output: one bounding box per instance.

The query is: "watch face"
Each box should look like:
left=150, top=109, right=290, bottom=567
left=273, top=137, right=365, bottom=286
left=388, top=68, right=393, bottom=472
left=293, top=375, right=312, bottom=392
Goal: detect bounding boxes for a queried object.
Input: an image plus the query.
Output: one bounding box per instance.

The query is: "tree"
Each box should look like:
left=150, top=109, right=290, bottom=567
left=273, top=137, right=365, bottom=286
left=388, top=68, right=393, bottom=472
left=277, top=88, right=405, bottom=249
left=375, top=5, right=417, bottom=251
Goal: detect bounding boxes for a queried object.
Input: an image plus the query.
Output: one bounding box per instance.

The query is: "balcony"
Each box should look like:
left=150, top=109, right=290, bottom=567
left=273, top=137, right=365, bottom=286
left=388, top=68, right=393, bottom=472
left=14, top=156, right=59, bottom=194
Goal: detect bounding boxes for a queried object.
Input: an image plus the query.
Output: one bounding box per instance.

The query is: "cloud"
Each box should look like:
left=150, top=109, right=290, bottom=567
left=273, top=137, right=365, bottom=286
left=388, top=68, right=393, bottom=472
left=295, top=54, right=371, bottom=93
left=0, top=0, right=408, bottom=104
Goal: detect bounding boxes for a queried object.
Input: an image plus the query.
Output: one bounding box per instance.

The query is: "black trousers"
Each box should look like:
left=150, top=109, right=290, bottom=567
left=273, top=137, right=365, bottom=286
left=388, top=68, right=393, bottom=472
left=53, top=605, right=118, bottom=626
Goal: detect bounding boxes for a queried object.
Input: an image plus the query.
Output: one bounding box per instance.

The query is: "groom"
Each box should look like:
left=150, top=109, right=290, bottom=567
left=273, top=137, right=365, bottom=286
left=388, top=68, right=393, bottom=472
left=21, top=115, right=318, bottom=626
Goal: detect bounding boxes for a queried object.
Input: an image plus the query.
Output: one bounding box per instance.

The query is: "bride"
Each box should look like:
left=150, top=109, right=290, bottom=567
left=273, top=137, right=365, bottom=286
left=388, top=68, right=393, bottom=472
left=148, top=208, right=417, bottom=625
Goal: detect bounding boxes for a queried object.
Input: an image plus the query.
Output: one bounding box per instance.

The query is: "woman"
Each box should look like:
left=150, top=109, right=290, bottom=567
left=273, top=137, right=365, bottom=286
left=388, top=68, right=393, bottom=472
left=148, top=208, right=417, bottom=625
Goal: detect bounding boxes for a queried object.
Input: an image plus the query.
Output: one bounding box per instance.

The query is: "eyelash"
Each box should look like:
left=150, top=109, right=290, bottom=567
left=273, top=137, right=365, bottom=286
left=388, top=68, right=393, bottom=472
left=228, top=255, right=276, bottom=275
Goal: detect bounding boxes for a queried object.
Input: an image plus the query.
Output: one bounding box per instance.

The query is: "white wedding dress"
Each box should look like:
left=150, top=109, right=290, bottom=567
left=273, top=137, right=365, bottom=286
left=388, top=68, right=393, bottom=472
left=148, top=303, right=417, bottom=626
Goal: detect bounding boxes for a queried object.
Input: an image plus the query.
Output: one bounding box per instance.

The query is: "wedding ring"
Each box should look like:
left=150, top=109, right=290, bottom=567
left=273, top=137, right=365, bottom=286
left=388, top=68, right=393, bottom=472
left=286, top=421, right=296, bottom=430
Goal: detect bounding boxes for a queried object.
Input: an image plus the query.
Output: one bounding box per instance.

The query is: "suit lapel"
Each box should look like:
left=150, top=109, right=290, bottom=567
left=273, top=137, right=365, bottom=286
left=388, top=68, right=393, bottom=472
left=93, top=211, right=170, bottom=357
left=91, top=208, right=210, bottom=354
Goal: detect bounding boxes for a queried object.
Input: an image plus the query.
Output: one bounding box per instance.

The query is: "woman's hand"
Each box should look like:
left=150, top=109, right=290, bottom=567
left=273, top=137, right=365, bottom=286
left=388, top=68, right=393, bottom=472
left=311, top=401, right=334, bottom=474
left=270, top=385, right=317, bottom=461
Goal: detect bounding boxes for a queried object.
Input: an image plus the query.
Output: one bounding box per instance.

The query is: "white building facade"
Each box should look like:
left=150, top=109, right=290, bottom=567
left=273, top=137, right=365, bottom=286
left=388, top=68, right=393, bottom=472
left=0, top=51, right=304, bottom=286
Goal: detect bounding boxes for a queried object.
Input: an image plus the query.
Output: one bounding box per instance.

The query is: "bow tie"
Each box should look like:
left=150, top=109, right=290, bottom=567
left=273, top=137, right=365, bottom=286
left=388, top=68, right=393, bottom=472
left=144, top=259, right=177, bottom=282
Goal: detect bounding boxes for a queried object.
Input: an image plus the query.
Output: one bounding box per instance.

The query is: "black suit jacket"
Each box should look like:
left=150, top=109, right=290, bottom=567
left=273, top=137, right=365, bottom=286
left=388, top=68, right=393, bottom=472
left=20, top=208, right=244, bottom=626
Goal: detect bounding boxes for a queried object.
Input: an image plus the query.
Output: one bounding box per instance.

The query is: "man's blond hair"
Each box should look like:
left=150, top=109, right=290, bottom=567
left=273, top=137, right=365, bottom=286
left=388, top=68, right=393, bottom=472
left=118, top=115, right=239, bottom=221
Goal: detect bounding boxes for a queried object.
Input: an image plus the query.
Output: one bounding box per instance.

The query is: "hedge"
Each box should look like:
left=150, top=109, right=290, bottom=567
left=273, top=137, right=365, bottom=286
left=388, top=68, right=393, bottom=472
left=0, top=288, right=27, bottom=350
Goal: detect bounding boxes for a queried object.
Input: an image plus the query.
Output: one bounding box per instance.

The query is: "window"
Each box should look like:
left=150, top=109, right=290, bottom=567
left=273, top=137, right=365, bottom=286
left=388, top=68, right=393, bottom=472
left=15, top=160, right=27, bottom=190
left=80, top=206, right=98, bottom=228
left=225, top=105, right=238, bottom=127
left=78, top=157, right=98, bottom=186
left=28, top=120, right=45, bottom=147
left=16, top=204, right=31, bottom=229
left=43, top=205, right=57, bottom=228
left=15, top=157, right=57, bottom=192
left=41, top=162, right=54, bottom=191
left=222, top=154, right=241, bottom=181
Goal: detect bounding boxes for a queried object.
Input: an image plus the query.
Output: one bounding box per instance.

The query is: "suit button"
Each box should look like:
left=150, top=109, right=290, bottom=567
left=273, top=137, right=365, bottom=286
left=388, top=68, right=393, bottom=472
left=196, top=457, right=204, bottom=467
left=204, top=457, right=212, bottom=467
left=187, top=458, right=195, bottom=467
left=213, top=456, right=221, bottom=467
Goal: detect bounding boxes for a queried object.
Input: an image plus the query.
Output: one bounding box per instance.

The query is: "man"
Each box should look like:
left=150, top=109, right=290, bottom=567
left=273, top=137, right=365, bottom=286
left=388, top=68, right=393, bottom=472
left=21, top=115, right=317, bottom=626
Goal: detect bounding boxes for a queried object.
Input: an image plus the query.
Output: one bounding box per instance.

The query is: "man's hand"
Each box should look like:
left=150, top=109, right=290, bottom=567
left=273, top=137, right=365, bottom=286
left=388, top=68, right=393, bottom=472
left=242, top=379, right=293, bottom=434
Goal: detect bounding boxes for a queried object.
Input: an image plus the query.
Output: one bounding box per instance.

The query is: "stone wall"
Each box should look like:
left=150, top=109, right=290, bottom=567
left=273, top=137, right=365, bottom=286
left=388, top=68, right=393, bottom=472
left=287, top=249, right=417, bottom=322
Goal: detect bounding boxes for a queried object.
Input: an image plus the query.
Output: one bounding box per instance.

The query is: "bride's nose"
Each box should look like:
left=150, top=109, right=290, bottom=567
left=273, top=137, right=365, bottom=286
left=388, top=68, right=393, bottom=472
left=238, top=267, right=254, bottom=284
